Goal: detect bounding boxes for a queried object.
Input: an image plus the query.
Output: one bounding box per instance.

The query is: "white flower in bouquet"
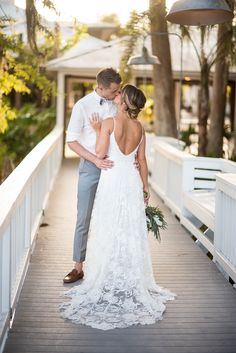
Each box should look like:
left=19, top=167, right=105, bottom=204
left=145, top=205, right=167, bottom=242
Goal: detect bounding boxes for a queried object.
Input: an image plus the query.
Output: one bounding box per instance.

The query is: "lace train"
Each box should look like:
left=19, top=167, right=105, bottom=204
left=60, top=284, right=175, bottom=330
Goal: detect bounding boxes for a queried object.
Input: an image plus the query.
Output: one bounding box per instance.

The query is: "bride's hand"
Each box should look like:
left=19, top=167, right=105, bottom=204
left=143, top=189, right=150, bottom=206
left=90, top=112, right=102, bottom=131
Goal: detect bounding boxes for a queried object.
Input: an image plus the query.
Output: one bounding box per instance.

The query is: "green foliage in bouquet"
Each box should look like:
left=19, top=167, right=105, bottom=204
left=145, top=206, right=167, bottom=242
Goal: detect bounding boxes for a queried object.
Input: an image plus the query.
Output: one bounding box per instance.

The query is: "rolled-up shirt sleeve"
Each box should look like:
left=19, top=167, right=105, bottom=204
left=66, top=102, right=84, bottom=142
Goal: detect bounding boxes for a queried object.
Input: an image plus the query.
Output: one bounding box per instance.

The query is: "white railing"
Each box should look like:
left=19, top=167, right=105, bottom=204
left=0, top=126, right=63, bottom=352
left=146, top=133, right=185, bottom=177
left=150, top=140, right=193, bottom=217
left=215, top=174, right=236, bottom=282
left=147, top=133, right=236, bottom=283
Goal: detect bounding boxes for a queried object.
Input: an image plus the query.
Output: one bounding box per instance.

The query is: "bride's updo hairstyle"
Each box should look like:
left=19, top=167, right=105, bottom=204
left=121, top=84, right=146, bottom=120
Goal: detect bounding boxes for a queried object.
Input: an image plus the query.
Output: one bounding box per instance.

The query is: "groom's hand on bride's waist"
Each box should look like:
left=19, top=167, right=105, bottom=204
left=94, top=156, right=114, bottom=170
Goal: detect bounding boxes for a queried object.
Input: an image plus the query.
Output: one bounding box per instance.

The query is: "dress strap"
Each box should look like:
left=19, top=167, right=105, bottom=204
left=112, top=117, right=116, bottom=133
left=137, top=124, right=144, bottom=148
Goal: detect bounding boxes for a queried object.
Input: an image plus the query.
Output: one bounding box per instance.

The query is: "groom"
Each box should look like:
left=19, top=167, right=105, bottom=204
left=63, top=68, right=122, bottom=283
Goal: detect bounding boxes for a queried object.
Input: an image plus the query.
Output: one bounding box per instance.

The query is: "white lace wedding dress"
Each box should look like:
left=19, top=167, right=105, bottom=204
left=60, top=129, right=176, bottom=330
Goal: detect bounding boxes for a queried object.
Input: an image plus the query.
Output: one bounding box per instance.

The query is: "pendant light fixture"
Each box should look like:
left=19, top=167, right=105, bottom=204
left=166, top=0, right=233, bottom=26
left=127, top=46, right=160, bottom=66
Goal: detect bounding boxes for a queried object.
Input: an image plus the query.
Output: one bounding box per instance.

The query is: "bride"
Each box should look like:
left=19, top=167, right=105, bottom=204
left=60, top=84, right=176, bottom=330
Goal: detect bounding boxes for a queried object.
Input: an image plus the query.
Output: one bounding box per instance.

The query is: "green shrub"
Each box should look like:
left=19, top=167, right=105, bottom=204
left=0, top=104, right=56, bottom=183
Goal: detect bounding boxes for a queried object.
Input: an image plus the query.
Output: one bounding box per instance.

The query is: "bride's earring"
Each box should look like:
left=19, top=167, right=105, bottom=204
left=121, top=102, right=128, bottom=113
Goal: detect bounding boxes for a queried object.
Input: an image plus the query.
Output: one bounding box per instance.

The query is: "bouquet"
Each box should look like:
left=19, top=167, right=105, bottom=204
left=145, top=204, right=167, bottom=242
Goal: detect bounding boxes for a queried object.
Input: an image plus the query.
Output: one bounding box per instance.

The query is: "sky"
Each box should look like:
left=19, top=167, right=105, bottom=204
left=15, top=0, right=177, bottom=25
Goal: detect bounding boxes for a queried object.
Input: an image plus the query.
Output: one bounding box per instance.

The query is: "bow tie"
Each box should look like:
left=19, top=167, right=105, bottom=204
left=100, top=98, right=107, bottom=105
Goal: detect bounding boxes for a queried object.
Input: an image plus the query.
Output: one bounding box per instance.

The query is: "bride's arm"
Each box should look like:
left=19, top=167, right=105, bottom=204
left=137, top=133, right=150, bottom=204
left=90, top=115, right=113, bottom=159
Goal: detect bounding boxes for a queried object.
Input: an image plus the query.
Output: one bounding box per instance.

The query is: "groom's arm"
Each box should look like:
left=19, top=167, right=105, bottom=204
left=67, top=141, right=113, bottom=169
left=66, top=103, right=113, bottom=169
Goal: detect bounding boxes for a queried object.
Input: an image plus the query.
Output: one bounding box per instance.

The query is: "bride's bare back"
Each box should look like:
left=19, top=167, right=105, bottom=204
left=113, top=116, right=143, bottom=156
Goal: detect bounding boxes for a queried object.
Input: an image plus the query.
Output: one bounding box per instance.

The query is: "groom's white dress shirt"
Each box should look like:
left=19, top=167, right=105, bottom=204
left=66, top=90, right=117, bottom=155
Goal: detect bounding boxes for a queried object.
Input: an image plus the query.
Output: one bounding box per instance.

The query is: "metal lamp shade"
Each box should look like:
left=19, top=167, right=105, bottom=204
left=166, top=0, right=234, bottom=26
left=127, top=46, right=160, bottom=65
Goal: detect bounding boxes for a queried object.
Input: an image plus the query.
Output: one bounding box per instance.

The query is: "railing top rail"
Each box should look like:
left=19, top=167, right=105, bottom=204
left=153, top=140, right=236, bottom=170
left=154, top=140, right=194, bottom=164
left=216, top=173, right=236, bottom=199
left=0, top=126, right=63, bottom=236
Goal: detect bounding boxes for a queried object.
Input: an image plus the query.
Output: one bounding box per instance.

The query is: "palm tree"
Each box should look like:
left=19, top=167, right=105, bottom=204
left=181, top=26, right=214, bottom=156
left=120, top=1, right=177, bottom=137
left=207, top=23, right=234, bottom=157
left=149, top=0, right=177, bottom=137
left=181, top=0, right=235, bottom=157
left=207, top=0, right=235, bottom=157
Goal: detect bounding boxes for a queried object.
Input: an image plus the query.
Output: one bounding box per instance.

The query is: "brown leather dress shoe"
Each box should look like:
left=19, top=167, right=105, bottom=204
left=63, top=269, right=84, bottom=283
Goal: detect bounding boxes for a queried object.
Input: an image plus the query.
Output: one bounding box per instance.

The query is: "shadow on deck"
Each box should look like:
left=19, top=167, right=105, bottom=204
left=3, top=158, right=236, bottom=353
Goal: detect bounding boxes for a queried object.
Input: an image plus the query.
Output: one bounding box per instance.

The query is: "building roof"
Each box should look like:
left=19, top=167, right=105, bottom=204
left=0, top=0, right=25, bottom=22
left=47, top=32, right=236, bottom=81
left=47, top=36, right=124, bottom=76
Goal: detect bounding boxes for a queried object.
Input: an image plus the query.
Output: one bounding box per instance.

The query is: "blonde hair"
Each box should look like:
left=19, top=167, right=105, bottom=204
left=121, top=84, right=146, bottom=119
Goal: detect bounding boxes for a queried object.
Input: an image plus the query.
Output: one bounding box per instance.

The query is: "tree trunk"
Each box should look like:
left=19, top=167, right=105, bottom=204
left=149, top=0, right=177, bottom=137
left=14, top=92, right=22, bottom=109
left=231, top=83, right=236, bottom=159
left=230, top=82, right=235, bottom=133
left=207, top=22, right=232, bottom=157
left=198, top=58, right=209, bottom=156
left=207, top=60, right=228, bottom=157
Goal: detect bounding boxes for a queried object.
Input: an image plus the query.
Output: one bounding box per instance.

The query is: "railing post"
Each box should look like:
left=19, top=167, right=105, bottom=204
left=214, top=173, right=236, bottom=282
left=56, top=72, right=65, bottom=128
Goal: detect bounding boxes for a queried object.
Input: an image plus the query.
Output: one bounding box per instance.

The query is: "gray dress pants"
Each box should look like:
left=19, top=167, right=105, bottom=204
left=73, top=158, right=101, bottom=262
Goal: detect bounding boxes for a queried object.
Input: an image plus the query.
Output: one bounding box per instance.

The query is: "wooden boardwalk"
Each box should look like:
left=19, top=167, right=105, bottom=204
left=4, top=158, right=236, bottom=353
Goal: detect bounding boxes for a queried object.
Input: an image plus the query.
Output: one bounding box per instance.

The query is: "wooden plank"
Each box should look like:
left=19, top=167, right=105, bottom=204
left=8, top=321, right=236, bottom=331
left=5, top=337, right=236, bottom=347
left=9, top=327, right=236, bottom=335
left=16, top=299, right=236, bottom=308
left=194, top=180, right=216, bottom=189
left=5, top=332, right=236, bottom=341
left=4, top=344, right=236, bottom=353
left=194, top=169, right=220, bottom=179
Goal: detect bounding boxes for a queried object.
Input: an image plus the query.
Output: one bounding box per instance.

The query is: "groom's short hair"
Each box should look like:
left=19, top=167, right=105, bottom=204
left=96, top=68, right=121, bottom=88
